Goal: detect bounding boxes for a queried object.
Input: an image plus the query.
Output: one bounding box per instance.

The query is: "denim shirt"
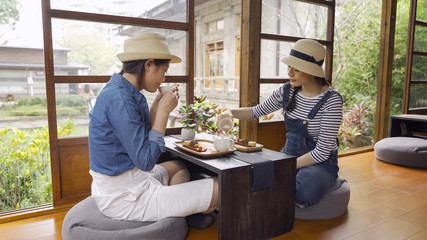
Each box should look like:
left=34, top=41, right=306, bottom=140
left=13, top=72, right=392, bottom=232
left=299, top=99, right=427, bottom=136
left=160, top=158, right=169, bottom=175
left=89, top=73, right=165, bottom=176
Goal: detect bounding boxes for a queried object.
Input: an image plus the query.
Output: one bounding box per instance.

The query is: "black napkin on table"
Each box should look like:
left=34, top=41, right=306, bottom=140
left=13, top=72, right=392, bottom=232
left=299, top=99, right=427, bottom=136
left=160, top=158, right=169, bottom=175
left=169, top=134, right=274, bottom=191
left=232, top=151, right=274, bottom=191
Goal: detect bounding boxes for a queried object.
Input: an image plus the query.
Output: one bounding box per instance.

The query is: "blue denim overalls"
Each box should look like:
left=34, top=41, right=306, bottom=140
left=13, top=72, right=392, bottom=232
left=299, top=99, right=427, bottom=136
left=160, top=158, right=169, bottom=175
left=281, top=82, right=340, bottom=205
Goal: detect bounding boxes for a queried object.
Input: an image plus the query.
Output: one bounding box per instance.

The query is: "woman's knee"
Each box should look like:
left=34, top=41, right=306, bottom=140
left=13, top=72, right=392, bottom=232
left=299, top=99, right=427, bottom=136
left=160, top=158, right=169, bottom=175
left=159, top=160, right=190, bottom=185
left=295, top=188, right=323, bottom=205
left=160, top=160, right=188, bottom=175
left=203, top=177, right=219, bottom=213
left=295, top=166, right=335, bottom=204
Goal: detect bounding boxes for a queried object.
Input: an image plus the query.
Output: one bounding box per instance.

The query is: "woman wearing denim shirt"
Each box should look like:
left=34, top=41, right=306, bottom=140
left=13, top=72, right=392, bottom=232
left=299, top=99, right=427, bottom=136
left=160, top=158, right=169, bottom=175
left=89, top=33, right=218, bottom=224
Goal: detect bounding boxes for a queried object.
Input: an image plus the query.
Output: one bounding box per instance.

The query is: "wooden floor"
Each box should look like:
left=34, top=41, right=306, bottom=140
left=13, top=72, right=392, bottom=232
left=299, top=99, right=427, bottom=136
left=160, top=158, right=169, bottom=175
left=0, top=151, right=426, bottom=240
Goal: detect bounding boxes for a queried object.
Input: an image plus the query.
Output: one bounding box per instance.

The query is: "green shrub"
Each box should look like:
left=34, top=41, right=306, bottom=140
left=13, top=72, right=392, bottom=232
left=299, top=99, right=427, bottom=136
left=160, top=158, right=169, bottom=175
left=16, top=97, right=46, bottom=107
left=3, top=95, right=87, bottom=117
left=338, top=101, right=374, bottom=150
left=56, top=95, right=86, bottom=108
left=0, top=120, right=76, bottom=212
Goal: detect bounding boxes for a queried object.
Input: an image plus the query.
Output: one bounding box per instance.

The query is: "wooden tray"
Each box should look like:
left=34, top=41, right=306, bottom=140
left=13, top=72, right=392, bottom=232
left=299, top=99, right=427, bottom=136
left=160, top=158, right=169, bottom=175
left=234, top=142, right=263, bottom=152
left=174, top=140, right=236, bottom=158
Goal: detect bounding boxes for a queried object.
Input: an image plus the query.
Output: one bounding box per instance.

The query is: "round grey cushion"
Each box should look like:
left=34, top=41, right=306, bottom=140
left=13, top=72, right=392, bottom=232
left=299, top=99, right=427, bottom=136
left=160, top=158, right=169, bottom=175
left=374, top=137, right=427, bottom=168
left=62, top=196, right=188, bottom=240
left=295, top=177, right=350, bottom=220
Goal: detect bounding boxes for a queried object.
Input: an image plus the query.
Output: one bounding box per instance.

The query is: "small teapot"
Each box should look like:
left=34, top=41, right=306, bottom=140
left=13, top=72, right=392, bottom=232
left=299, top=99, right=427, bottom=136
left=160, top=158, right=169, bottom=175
left=218, top=118, right=234, bottom=133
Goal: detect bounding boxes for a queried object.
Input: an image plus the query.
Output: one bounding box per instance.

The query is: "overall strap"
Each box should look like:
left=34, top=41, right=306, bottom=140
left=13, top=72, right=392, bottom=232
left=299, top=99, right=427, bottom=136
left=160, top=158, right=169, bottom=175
left=307, top=90, right=341, bottom=119
left=281, top=82, right=292, bottom=108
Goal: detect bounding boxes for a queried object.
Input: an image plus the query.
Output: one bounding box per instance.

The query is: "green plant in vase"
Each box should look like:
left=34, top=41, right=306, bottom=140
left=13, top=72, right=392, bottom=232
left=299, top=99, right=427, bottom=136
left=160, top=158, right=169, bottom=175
left=178, top=103, right=197, bottom=140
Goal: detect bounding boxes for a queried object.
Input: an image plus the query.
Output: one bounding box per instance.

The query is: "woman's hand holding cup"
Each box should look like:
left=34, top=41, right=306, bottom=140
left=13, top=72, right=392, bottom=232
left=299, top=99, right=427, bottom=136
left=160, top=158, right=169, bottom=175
left=159, top=84, right=179, bottom=99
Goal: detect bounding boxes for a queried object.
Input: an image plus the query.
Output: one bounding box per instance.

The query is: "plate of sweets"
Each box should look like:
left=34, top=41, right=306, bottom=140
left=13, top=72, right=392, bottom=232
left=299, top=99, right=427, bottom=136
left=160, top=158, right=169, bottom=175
left=174, top=139, right=236, bottom=158
left=234, top=138, right=263, bottom=152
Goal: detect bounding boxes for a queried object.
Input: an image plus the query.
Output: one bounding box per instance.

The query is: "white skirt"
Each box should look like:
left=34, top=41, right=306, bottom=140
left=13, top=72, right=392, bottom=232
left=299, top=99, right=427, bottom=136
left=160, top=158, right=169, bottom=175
left=90, top=166, right=213, bottom=221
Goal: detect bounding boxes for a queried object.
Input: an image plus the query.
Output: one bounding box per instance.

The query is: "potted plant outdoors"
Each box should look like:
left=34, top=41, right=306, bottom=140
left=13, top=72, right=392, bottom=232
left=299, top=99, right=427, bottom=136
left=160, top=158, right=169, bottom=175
left=178, top=103, right=197, bottom=140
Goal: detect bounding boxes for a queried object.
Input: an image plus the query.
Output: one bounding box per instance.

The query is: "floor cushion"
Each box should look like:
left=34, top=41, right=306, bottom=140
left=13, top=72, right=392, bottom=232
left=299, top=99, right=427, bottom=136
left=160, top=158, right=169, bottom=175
left=295, top=177, right=350, bottom=220
left=62, top=196, right=188, bottom=240
left=374, top=137, right=427, bottom=168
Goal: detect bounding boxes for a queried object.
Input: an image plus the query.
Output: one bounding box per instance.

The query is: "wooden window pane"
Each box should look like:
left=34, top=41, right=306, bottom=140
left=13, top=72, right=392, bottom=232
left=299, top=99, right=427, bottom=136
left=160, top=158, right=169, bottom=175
left=411, top=55, right=427, bottom=81
left=236, top=13, right=241, bottom=26
left=55, top=83, right=95, bottom=138
left=414, top=25, right=427, bottom=52
left=208, top=43, right=216, bottom=51
left=259, top=84, right=285, bottom=121
left=208, top=22, right=216, bottom=33
left=52, top=19, right=187, bottom=76
left=416, top=1, right=427, bottom=22
left=409, top=84, right=427, bottom=109
left=54, top=82, right=189, bottom=139
left=261, top=0, right=328, bottom=40
left=217, top=41, right=224, bottom=50
left=206, top=41, right=224, bottom=78
left=208, top=54, right=216, bottom=77
left=260, top=39, right=293, bottom=78
left=217, top=53, right=224, bottom=76
left=217, top=19, right=224, bottom=30
left=50, top=0, right=187, bottom=23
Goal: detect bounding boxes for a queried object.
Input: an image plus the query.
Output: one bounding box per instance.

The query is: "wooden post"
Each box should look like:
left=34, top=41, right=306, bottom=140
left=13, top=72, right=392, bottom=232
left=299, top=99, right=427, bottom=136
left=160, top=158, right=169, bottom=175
left=374, top=0, right=397, bottom=142
left=239, top=0, right=261, bottom=140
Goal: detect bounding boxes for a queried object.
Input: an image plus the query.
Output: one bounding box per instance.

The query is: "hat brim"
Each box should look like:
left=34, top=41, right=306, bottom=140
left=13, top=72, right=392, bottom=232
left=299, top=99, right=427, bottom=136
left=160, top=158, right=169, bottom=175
left=281, top=56, right=325, bottom=78
left=117, top=52, right=182, bottom=63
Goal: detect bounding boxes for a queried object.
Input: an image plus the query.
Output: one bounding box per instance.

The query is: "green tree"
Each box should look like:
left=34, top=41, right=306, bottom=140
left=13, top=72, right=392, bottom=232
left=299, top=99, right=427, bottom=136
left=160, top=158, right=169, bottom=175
left=0, top=0, right=19, bottom=25
left=0, top=0, right=20, bottom=43
left=334, top=0, right=413, bottom=115
left=55, top=25, right=119, bottom=75
left=390, top=0, right=410, bottom=115
left=334, top=0, right=382, bottom=108
left=333, top=0, right=414, bottom=148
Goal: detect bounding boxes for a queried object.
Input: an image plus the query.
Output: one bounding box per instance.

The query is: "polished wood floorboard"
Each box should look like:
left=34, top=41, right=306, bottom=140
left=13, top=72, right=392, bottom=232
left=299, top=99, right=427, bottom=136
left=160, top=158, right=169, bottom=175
left=0, top=151, right=426, bottom=240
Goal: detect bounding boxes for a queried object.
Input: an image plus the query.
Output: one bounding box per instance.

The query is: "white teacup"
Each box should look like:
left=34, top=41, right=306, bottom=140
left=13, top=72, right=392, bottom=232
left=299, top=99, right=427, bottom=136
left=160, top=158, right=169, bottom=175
left=213, top=138, right=234, bottom=152
left=160, top=85, right=176, bottom=93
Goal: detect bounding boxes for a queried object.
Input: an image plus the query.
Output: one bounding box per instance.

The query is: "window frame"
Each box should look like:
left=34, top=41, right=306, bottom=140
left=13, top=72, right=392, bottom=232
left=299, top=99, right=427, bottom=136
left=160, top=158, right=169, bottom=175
left=205, top=40, right=224, bottom=77
left=206, top=18, right=224, bottom=33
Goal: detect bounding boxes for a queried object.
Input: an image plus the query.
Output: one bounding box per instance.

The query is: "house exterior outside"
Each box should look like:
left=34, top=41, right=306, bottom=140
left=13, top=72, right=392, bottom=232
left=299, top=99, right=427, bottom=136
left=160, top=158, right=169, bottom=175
left=0, top=45, right=89, bottom=101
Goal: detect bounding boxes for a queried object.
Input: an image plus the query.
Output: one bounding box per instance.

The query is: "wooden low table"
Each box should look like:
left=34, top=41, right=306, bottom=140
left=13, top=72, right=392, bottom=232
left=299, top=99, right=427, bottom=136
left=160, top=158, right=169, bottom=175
left=164, top=134, right=296, bottom=240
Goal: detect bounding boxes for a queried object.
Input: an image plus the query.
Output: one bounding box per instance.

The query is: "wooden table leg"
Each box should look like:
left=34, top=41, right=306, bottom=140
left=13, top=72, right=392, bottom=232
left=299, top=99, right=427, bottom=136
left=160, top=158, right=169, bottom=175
left=218, top=158, right=296, bottom=240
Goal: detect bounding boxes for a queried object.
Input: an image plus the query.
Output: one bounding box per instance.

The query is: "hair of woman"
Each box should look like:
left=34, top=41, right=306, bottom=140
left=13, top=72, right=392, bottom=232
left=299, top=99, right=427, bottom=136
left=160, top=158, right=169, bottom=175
left=119, top=59, right=171, bottom=79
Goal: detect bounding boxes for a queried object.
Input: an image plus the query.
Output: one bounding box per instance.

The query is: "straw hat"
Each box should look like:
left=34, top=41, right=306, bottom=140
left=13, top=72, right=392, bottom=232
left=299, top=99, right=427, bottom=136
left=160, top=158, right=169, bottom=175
left=281, top=39, right=326, bottom=78
left=117, top=32, right=182, bottom=63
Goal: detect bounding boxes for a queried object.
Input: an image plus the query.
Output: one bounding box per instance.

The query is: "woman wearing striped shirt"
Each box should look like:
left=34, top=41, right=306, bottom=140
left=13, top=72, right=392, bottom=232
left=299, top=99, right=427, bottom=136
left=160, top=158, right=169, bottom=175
left=217, top=39, right=343, bottom=207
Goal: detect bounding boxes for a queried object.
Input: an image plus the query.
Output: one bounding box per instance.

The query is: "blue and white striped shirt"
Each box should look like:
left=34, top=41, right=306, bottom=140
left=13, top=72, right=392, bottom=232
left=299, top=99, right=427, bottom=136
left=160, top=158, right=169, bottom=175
left=251, top=85, right=343, bottom=163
